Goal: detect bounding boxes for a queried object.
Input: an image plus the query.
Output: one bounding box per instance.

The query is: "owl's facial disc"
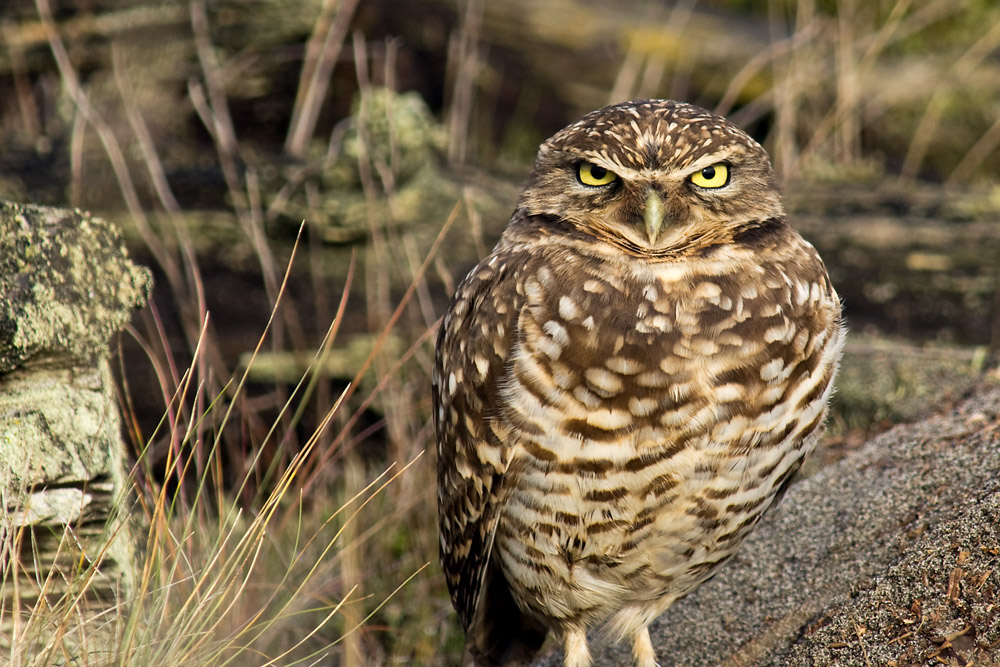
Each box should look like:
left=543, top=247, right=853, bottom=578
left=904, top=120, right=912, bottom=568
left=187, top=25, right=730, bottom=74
left=522, top=99, right=785, bottom=254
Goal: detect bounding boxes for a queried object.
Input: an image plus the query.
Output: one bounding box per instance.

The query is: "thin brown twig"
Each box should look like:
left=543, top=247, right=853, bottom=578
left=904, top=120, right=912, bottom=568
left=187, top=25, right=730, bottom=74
left=852, top=618, right=873, bottom=667
left=350, top=32, right=392, bottom=335
left=947, top=114, right=1000, bottom=187
left=608, top=45, right=644, bottom=105
left=34, top=0, right=169, bottom=271
left=68, top=100, right=85, bottom=207
left=286, top=0, right=361, bottom=158
left=664, top=0, right=697, bottom=101
left=2, top=20, right=42, bottom=140
left=189, top=0, right=308, bottom=380
left=189, top=0, right=245, bottom=212
left=111, top=44, right=184, bottom=219
left=445, top=0, right=484, bottom=164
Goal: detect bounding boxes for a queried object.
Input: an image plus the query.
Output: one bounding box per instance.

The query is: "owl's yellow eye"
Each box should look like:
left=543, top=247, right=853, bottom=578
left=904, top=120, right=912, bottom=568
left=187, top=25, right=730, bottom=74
left=689, top=163, right=730, bottom=189
left=577, top=162, right=618, bottom=186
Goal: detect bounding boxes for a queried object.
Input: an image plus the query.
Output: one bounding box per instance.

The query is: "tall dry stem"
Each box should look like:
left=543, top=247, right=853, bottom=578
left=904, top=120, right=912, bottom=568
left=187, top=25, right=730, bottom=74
left=286, top=0, right=361, bottom=158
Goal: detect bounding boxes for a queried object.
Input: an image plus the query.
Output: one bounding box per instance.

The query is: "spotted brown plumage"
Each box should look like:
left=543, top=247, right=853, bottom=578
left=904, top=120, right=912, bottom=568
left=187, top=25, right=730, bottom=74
left=434, top=99, right=845, bottom=667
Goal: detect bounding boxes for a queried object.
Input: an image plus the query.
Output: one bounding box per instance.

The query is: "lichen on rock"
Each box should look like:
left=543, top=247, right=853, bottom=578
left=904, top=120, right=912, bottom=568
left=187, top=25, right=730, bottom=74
left=267, top=88, right=453, bottom=243
left=0, top=200, right=152, bottom=372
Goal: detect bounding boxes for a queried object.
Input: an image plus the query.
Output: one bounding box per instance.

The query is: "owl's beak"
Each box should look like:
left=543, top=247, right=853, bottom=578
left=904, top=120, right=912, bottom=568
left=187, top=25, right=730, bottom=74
left=644, top=190, right=665, bottom=245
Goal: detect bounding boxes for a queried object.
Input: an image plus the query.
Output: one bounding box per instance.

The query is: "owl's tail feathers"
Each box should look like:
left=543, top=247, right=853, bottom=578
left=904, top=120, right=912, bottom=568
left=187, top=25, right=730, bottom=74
left=466, top=561, right=547, bottom=666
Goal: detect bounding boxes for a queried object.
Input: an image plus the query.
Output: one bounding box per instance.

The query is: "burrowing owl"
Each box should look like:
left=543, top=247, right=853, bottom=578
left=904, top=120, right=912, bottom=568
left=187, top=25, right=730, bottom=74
left=434, top=99, right=844, bottom=667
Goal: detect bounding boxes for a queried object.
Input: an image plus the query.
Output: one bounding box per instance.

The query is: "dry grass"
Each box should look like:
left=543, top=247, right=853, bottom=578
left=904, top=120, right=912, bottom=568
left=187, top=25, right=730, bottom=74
left=707, top=0, right=1000, bottom=183
left=2, top=219, right=456, bottom=666
left=2, top=1, right=462, bottom=664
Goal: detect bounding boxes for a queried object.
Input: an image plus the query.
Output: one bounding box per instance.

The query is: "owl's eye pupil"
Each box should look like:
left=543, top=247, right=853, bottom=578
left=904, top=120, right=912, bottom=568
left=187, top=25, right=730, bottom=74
left=701, top=166, right=716, bottom=180
left=578, top=161, right=618, bottom=186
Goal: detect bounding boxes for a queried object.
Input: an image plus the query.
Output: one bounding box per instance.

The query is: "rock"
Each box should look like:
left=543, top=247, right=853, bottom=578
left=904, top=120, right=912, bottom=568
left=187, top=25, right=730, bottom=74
left=0, top=201, right=151, bottom=653
left=535, top=379, right=1000, bottom=666
left=0, top=201, right=151, bottom=370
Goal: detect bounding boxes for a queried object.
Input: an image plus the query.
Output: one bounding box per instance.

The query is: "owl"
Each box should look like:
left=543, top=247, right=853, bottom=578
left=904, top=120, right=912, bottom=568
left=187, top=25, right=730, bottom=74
left=434, top=99, right=844, bottom=667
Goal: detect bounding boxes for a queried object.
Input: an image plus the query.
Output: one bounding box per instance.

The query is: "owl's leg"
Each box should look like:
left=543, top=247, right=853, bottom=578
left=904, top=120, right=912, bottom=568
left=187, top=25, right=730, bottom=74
left=631, top=626, right=658, bottom=667
left=562, top=626, right=591, bottom=667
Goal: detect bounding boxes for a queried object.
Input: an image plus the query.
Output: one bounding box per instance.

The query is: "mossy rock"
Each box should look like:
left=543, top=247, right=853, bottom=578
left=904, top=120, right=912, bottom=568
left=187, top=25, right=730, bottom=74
left=0, top=201, right=152, bottom=371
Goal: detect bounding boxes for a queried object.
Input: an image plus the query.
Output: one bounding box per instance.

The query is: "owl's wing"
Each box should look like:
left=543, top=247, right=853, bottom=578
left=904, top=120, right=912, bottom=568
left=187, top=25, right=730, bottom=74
left=434, top=246, right=526, bottom=633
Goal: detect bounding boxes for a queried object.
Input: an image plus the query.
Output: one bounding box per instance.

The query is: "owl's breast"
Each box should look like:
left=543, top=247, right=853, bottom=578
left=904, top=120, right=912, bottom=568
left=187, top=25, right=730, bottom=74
left=493, top=230, right=844, bottom=625
left=499, top=235, right=842, bottom=456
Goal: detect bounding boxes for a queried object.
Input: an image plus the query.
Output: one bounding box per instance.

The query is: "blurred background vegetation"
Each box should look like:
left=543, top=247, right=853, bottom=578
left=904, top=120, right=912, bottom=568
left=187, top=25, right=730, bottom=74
left=0, top=0, right=998, bottom=664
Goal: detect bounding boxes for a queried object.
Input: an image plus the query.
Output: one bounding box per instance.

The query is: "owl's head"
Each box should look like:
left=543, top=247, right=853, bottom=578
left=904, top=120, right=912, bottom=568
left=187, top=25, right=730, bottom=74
left=517, top=99, right=783, bottom=256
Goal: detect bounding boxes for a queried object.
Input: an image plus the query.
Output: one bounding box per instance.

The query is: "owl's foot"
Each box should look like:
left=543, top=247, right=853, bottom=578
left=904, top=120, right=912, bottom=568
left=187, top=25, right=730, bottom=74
left=562, top=626, right=591, bottom=667
left=632, top=626, right=659, bottom=667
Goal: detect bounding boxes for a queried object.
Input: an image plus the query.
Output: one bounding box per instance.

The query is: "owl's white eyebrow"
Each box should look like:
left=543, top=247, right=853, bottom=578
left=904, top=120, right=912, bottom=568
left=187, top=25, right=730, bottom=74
left=572, top=145, right=740, bottom=180
left=684, top=150, right=738, bottom=173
